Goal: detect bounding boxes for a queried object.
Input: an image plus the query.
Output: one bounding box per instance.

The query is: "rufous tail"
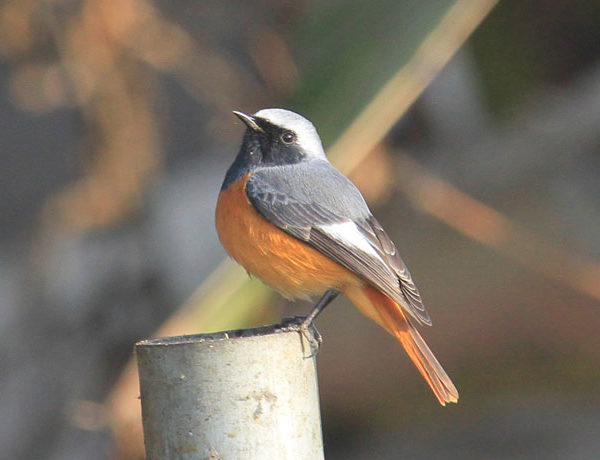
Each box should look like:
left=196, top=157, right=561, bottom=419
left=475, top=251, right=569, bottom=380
left=347, top=285, right=459, bottom=405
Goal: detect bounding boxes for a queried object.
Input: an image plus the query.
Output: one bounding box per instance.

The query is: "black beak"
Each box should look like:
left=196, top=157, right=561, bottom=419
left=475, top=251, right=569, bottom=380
left=233, top=111, right=264, bottom=133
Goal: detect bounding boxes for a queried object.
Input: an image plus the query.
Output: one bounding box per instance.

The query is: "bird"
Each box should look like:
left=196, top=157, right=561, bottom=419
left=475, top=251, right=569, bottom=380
left=215, top=108, right=458, bottom=405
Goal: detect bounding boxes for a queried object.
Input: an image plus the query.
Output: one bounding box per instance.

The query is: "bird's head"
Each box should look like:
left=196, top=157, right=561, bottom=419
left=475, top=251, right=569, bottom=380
left=233, top=108, right=327, bottom=168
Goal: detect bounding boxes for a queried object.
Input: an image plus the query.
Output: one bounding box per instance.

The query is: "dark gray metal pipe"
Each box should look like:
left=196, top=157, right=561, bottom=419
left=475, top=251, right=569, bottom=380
left=136, top=324, right=324, bottom=459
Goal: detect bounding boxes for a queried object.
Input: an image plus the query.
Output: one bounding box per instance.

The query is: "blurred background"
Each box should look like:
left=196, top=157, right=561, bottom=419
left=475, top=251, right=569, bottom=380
left=2, top=0, right=600, bottom=458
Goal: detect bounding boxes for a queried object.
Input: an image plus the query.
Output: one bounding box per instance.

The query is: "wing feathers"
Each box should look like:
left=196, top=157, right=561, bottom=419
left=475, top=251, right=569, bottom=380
left=358, top=216, right=430, bottom=324
left=246, top=168, right=431, bottom=325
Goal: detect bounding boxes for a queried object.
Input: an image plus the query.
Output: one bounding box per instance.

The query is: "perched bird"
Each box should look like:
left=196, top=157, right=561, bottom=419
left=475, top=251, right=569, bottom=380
left=215, top=108, right=458, bottom=405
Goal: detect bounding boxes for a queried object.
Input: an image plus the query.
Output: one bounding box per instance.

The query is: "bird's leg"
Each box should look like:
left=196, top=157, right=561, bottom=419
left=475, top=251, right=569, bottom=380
left=302, top=289, right=339, bottom=329
left=280, top=289, right=340, bottom=357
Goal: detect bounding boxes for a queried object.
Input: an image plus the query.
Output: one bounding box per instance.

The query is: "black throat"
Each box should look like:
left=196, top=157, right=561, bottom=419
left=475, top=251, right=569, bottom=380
left=221, top=120, right=306, bottom=190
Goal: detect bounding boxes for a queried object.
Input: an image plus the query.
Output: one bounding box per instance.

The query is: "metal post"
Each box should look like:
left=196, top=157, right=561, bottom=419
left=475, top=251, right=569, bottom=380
left=136, top=324, right=325, bottom=460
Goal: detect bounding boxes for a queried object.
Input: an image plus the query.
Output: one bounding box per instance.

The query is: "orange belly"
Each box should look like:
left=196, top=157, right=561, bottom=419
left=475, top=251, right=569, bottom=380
left=215, top=175, right=359, bottom=299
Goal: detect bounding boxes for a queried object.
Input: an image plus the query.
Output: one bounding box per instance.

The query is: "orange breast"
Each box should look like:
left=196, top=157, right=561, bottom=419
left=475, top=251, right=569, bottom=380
left=215, top=175, right=359, bottom=299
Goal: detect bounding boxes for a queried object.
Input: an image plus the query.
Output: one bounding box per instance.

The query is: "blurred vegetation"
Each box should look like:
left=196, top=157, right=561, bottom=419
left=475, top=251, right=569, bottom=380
left=471, top=0, right=600, bottom=117
left=1, top=0, right=600, bottom=459
left=290, top=0, right=457, bottom=143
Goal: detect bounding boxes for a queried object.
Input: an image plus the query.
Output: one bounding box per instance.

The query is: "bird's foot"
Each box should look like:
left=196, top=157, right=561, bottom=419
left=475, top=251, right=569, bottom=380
left=279, top=316, right=322, bottom=358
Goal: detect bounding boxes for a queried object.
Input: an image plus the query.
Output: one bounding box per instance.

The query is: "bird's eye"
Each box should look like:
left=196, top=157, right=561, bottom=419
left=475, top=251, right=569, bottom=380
left=280, top=131, right=296, bottom=144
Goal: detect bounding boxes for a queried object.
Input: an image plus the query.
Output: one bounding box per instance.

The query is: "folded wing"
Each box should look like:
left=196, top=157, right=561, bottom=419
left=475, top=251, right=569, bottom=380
left=246, top=166, right=431, bottom=326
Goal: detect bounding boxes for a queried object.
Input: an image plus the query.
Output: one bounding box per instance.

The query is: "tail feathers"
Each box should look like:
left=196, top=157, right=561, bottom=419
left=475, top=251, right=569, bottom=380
left=355, top=285, right=458, bottom=405
left=395, top=322, right=458, bottom=405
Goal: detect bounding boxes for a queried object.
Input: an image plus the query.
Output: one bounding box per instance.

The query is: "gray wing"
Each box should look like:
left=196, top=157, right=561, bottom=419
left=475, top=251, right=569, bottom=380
left=246, top=162, right=431, bottom=326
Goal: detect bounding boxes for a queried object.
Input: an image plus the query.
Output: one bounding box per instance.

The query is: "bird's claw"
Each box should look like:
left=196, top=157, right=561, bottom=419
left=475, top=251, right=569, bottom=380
left=279, top=316, right=322, bottom=358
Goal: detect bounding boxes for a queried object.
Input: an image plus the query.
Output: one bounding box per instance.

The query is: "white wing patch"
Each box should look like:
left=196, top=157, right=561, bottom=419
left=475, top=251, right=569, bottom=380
left=320, top=221, right=385, bottom=262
